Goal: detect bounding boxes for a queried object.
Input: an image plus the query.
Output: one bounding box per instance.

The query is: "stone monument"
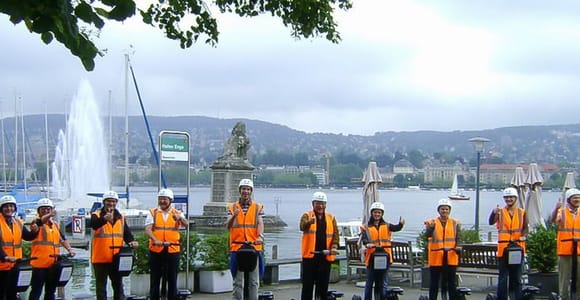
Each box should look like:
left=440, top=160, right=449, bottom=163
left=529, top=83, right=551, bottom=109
left=203, top=122, right=255, bottom=217
left=194, top=122, right=286, bottom=227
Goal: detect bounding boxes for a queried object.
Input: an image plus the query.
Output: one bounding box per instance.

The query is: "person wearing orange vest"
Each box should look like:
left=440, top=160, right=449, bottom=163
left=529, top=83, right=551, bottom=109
left=0, top=195, right=39, bottom=300
left=299, top=191, right=339, bottom=300
left=226, top=179, right=264, bottom=300
left=145, top=188, right=187, bottom=300
left=425, top=198, right=460, bottom=300
left=488, top=187, right=527, bottom=300
left=29, top=198, right=75, bottom=300
left=90, top=191, right=138, bottom=300
left=361, top=201, right=404, bottom=300
left=551, top=188, right=580, bottom=300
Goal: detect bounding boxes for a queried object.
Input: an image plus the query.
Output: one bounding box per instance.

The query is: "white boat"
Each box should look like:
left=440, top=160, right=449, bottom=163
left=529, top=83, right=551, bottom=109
left=337, top=220, right=362, bottom=249
left=448, top=174, right=470, bottom=200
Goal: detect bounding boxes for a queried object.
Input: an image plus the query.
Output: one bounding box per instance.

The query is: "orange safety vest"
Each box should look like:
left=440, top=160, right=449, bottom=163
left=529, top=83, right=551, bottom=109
left=31, top=222, right=61, bottom=268
left=362, top=223, right=393, bottom=266
left=557, top=208, right=580, bottom=256
left=0, top=217, right=23, bottom=270
left=496, top=207, right=526, bottom=257
left=228, top=201, right=263, bottom=252
left=149, top=208, right=181, bottom=253
left=301, top=211, right=336, bottom=262
left=427, top=217, right=459, bottom=266
left=91, top=211, right=125, bottom=263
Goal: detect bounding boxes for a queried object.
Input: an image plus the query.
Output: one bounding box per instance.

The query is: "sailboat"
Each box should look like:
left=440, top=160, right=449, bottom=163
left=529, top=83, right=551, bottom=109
left=448, top=174, right=470, bottom=200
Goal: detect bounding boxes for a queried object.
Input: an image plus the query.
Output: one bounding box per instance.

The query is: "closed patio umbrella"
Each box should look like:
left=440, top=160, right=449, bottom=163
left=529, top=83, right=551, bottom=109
left=362, top=161, right=382, bottom=225
left=562, top=172, right=576, bottom=205
left=525, top=163, right=544, bottom=229
left=510, top=166, right=527, bottom=209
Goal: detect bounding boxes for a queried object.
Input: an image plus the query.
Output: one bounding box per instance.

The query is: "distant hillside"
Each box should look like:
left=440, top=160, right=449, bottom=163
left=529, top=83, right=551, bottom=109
left=6, top=114, right=580, bottom=166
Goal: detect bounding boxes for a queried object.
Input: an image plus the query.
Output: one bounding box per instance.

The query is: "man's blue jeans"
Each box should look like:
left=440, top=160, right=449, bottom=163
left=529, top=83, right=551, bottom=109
left=364, top=267, right=388, bottom=300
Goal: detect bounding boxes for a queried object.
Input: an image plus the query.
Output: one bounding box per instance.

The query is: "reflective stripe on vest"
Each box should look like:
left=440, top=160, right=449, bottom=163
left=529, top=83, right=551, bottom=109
left=228, top=201, right=263, bottom=252
left=363, top=223, right=392, bottom=266
left=427, top=217, right=459, bottom=266
left=497, top=207, right=525, bottom=257
left=149, top=208, right=181, bottom=253
left=91, top=211, right=125, bottom=263
left=557, top=208, right=580, bottom=256
left=301, top=211, right=336, bottom=262
left=31, top=223, right=61, bottom=268
left=0, top=217, right=23, bottom=270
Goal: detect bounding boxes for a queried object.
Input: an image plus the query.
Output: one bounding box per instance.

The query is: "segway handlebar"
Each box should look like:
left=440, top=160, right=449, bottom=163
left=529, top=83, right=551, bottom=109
left=311, top=249, right=339, bottom=255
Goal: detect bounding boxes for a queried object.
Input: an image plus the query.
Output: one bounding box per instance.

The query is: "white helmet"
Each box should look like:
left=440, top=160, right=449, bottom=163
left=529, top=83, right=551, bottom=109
left=437, top=198, right=452, bottom=210
left=239, top=179, right=254, bottom=190
left=0, top=195, right=16, bottom=208
left=370, top=202, right=385, bottom=213
left=566, top=188, right=580, bottom=201
left=502, top=187, right=518, bottom=198
left=158, top=188, right=174, bottom=200
left=312, top=191, right=327, bottom=202
left=37, top=198, right=54, bottom=209
left=102, top=190, right=119, bottom=201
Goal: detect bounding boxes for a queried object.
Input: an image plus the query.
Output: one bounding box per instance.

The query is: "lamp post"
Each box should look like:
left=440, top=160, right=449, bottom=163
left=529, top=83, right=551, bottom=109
left=468, top=137, right=490, bottom=232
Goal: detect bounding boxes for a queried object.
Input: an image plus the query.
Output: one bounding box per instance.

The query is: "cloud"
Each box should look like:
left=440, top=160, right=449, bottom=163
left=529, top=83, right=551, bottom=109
left=2, top=1, right=580, bottom=135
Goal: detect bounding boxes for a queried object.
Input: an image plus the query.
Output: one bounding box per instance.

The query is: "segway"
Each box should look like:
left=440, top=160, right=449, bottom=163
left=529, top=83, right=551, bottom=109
left=357, top=245, right=404, bottom=300
left=309, top=250, right=346, bottom=300
left=110, top=245, right=135, bottom=277
left=157, top=242, right=191, bottom=300
left=50, top=253, right=74, bottom=288
left=553, top=237, right=580, bottom=300
left=419, top=247, right=470, bottom=300
left=485, top=240, right=539, bottom=300
left=14, top=257, right=37, bottom=293
left=234, top=241, right=269, bottom=300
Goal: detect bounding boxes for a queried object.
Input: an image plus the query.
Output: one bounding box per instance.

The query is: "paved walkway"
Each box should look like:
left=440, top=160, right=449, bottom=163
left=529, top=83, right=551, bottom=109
left=193, top=276, right=495, bottom=299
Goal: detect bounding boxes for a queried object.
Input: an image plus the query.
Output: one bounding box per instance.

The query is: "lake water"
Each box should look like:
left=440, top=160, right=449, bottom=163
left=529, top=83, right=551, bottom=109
left=58, top=186, right=562, bottom=295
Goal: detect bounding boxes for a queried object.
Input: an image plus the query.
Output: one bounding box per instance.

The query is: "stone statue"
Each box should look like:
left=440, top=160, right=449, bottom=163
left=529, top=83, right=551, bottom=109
left=211, top=122, right=254, bottom=170
left=223, top=122, right=250, bottom=160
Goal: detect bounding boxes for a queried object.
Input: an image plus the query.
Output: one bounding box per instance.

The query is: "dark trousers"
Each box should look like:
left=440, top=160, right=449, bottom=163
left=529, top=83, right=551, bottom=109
left=301, top=256, right=331, bottom=300
left=497, top=258, right=522, bottom=300
left=149, top=250, right=180, bottom=300
left=0, top=269, right=17, bottom=300
left=429, top=265, right=457, bottom=300
left=93, top=263, right=124, bottom=300
left=29, top=268, right=57, bottom=300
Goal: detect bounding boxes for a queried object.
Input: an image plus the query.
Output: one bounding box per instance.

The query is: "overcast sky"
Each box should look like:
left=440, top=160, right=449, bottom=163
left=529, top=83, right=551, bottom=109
left=2, top=1, right=580, bottom=136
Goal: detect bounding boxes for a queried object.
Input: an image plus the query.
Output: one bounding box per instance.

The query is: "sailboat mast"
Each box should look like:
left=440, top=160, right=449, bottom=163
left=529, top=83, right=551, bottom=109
left=20, top=100, right=27, bottom=199
left=45, top=103, right=50, bottom=196
left=0, top=101, right=5, bottom=191
left=14, top=96, right=18, bottom=186
left=124, top=54, right=130, bottom=208
left=108, top=90, right=113, bottom=190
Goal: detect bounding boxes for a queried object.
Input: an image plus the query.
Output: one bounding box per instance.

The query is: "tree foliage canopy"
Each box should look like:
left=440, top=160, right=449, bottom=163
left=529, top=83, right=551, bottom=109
left=1, top=0, right=352, bottom=71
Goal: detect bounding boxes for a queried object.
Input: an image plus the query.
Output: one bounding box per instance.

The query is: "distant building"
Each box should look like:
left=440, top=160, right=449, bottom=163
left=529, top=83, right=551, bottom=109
left=423, top=161, right=469, bottom=183
left=260, top=165, right=327, bottom=185
left=478, top=163, right=560, bottom=185
left=393, top=159, right=415, bottom=174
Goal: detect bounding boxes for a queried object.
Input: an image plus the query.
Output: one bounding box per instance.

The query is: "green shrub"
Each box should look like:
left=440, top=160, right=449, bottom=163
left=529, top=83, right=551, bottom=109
left=133, top=231, right=200, bottom=274
left=527, top=222, right=557, bottom=273
left=198, top=231, right=230, bottom=271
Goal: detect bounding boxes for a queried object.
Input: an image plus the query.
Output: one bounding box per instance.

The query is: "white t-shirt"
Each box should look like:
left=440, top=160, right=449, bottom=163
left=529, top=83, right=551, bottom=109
left=145, top=207, right=185, bottom=226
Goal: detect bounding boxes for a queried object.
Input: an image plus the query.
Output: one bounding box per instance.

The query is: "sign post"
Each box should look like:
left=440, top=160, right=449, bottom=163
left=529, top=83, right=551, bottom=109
left=158, top=130, right=191, bottom=291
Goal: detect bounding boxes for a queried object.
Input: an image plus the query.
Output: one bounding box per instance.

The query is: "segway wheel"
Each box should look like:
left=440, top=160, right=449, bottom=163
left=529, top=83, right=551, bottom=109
left=418, top=296, right=429, bottom=300
left=486, top=292, right=497, bottom=300
left=351, top=295, right=362, bottom=300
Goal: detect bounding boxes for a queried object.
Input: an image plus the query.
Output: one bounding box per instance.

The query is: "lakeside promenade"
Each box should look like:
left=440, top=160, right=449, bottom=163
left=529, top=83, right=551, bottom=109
left=195, top=276, right=494, bottom=299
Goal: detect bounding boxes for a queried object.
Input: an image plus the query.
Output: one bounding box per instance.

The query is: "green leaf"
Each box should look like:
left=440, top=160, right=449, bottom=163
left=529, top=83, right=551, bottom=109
left=41, top=32, right=53, bottom=44
left=108, top=0, right=136, bottom=21
left=74, top=2, right=94, bottom=23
